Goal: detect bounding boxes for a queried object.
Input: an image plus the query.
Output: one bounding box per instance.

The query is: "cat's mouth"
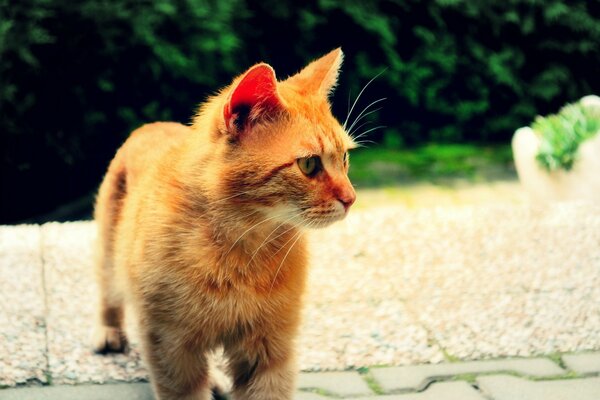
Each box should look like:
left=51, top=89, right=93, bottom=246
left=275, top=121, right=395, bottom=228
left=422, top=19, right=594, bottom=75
left=299, top=203, right=348, bottom=229
left=265, top=202, right=350, bottom=229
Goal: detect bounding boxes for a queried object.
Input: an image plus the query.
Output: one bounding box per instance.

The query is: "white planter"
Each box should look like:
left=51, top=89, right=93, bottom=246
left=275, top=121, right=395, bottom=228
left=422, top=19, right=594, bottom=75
left=512, top=95, right=600, bottom=203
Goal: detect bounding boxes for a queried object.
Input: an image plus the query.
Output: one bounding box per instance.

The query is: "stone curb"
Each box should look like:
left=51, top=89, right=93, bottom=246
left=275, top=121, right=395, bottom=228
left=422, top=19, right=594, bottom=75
left=477, top=375, right=600, bottom=400
left=562, top=352, right=600, bottom=374
left=350, top=381, right=485, bottom=400
left=298, top=371, right=373, bottom=397
left=0, top=383, right=153, bottom=400
left=369, top=357, right=565, bottom=392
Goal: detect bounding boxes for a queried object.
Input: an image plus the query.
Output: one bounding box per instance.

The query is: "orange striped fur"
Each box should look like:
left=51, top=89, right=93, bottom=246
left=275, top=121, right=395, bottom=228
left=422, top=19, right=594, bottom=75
left=92, top=48, right=356, bottom=400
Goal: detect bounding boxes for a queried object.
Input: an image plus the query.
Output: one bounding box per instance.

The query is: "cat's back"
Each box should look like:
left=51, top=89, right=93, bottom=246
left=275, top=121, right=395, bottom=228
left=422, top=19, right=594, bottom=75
left=118, top=122, right=191, bottom=186
left=95, top=121, right=191, bottom=246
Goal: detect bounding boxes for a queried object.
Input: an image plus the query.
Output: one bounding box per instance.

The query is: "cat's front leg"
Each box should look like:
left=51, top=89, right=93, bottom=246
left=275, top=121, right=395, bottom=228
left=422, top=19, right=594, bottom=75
left=138, top=327, right=213, bottom=400
left=228, top=338, right=297, bottom=400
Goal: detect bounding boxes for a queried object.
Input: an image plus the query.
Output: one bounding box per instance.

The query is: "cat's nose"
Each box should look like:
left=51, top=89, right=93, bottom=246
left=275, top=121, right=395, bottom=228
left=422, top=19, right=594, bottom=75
left=336, top=184, right=356, bottom=211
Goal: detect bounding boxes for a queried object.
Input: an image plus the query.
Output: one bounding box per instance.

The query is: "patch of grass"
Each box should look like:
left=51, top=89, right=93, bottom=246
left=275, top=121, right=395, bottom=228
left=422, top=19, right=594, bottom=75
left=529, top=371, right=582, bottom=381
left=356, top=366, right=370, bottom=374
left=301, top=388, right=333, bottom=397
left=533, top=101, right=600, bottom=171
left=547, top=352, right=568, bottom=370
left=441, top=350, right=461, bottom=363
left=348, top=143, right=514, bottom=188
left=452, top=373, right=478, bottom=384
left=356, top=368, right=385, bottom=395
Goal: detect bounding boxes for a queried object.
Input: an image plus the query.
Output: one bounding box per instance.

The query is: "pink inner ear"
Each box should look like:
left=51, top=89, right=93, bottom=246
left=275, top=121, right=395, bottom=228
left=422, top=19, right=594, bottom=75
left=224, top=65, right=281, bottom=130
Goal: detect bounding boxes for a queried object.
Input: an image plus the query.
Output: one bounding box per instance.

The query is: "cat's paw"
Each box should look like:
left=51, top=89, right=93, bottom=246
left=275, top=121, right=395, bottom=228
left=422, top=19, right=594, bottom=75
left=209, top=366, right=232, bottom=399
left=92, top=325, right=128, bottom=354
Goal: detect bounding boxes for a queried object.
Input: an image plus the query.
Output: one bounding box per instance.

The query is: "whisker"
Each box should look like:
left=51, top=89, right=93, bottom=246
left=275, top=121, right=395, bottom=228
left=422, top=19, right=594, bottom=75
left=353, top=140, right=377, bottom=148
left=352, top=125, right=387, bottom=141
left=347, top=88, right=352, bottom=119
left=224, top=211, right=287, bottom=257
left=268, top=229, right=305, bottom=294
left=347, top=98, right=386, bottom=136
left=245, top=211, right=306, bottom=268
left=269, top=224, right=302, bottom=258
left=348, top=107, right=382, bottom=137
left=348, top=120, right=372, bottom=139
left=343, top=68, right=386, bottom=130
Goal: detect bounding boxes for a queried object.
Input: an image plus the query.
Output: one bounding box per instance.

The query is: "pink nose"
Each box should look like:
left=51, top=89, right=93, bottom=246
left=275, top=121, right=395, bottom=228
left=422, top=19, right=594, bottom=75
left=336, top=186, right=356, bottom=210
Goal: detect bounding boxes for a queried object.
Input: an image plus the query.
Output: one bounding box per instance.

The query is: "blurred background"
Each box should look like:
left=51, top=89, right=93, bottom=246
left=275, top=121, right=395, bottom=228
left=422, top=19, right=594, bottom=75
left=1, top=0, right=599, bottom=224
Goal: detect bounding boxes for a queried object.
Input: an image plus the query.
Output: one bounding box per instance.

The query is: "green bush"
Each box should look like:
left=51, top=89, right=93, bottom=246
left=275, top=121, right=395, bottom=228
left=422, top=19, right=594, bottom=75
left=1, top=0, right=600, bottom=221
left=534, top=101, right=600, bottom=171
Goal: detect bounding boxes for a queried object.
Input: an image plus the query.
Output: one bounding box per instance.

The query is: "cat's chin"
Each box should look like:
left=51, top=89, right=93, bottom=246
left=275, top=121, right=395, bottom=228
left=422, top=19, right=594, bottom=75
left=301, top=212, right=348, bottom=229
left=304, top=219, right=339, bottom=229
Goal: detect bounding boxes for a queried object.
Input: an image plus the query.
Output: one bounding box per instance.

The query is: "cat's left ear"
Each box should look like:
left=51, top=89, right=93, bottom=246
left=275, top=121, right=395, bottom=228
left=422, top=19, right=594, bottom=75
left=286, top=48, right=344, bottom=97
left=223, top=63, right=284, bottom=133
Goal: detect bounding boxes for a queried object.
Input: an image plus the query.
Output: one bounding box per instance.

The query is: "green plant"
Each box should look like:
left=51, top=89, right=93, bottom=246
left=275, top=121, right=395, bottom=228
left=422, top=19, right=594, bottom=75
left=3, top=0, right=600, bottom=222
left=534, top=102, right=600, bottom=171
left=348, top=144, right=513, bottom=187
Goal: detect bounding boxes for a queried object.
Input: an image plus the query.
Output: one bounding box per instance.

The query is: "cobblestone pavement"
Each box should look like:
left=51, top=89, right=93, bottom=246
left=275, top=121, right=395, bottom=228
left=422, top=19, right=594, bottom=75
left=2, top=353, right=600, bottom=399
left=1, top=199, right=600, bottom=399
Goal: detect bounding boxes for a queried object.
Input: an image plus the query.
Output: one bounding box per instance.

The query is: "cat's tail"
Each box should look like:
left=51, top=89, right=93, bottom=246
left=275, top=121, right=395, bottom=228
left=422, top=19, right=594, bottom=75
left=92, top=150, right=129, bottom=354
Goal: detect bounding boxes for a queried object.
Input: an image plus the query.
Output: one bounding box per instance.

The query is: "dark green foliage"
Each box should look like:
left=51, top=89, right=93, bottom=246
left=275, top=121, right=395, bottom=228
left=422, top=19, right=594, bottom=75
left=349, top=144, right=514, bottom=187
left=1, top=0, right=600, bottom=222
left=534, top=102, right=600, bottom=171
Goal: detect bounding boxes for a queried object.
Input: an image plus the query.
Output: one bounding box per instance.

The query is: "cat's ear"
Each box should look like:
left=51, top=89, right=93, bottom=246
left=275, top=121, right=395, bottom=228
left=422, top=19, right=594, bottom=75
left=223, top=63, right=283, bottom=133
left=286, top=48, right=344, bottom=97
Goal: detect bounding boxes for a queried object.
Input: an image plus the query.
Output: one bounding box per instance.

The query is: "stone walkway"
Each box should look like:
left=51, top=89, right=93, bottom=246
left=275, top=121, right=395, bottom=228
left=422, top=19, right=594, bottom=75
left=2, top=353, right=600, bottom=399
left=2, top=198, right=600, bottom=399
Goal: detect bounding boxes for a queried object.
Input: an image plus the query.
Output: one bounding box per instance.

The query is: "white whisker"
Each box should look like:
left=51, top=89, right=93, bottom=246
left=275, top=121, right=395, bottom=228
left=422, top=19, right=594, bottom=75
left=352, top=125, right=387, bottom=141
left=348, top=119, right=372, bottom=139
left=245, top=210, right=306, bottom=268
left=224, top=211, right=287, bottom=257
left=348, top=106, right=382, bottom=137
left=343, top=69, right=386, bottom=130
left=347, top=89, right=352, bottom=119
left=268, top=228, right=305, bottom=294
left=353, top=140, right=377, bottom=148
left=347, top=98, right=386, bottom=136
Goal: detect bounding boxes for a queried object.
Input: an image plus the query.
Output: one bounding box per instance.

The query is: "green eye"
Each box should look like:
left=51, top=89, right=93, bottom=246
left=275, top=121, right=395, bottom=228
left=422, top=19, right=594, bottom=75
left=297, top=156, right=322, bottom=177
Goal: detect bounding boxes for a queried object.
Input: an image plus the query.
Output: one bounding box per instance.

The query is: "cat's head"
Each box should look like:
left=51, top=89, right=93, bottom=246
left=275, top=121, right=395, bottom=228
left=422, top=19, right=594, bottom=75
left=207, top=48, right=356, bottom=229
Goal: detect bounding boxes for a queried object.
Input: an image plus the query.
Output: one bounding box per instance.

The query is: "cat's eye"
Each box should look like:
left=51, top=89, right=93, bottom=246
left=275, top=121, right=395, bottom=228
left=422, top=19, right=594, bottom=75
left=343, top=151, right=349, bottom=165
left=297, top=156, right=322, bottom=177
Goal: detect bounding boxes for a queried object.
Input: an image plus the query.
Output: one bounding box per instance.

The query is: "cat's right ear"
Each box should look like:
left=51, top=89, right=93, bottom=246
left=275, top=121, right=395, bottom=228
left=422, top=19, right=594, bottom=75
left=223, top=63, right=284, bottom=134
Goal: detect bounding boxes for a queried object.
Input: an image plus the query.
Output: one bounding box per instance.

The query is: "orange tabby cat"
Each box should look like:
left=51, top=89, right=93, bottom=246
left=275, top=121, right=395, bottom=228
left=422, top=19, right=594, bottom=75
left=92, top=48, right=356, bottom=400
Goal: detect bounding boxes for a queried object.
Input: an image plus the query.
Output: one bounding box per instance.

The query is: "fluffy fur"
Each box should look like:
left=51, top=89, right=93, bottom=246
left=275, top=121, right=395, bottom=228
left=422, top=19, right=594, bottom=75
left=92, top=48, right=356, bottom=400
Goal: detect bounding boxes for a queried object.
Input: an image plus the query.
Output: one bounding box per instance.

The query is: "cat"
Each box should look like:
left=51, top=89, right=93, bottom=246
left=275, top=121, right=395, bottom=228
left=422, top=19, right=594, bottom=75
left=92, top=48, right=356, bottom=400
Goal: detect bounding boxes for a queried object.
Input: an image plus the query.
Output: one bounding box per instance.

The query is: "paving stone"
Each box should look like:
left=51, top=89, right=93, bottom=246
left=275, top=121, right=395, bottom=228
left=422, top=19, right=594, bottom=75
left=0, top=383, right=153, bottom=400
left=562, top=352, right=600, bottom=374
left=294, top=392, right=332, bottom=400
left=297, top=371, right=373, bottom=397
left=0, top=225, right=47, bottom=386
left=370, top=358, right=564, bottom=392
left=477, top=374, right=600, bottom=400
left=353, top=381, right=485, bottom=400
left=0, top=385, right=350, bottom=400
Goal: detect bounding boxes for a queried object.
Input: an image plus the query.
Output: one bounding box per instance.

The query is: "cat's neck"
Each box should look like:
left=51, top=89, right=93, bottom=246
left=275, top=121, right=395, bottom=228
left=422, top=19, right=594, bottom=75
left=207, top=212, right=307, bottom=292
